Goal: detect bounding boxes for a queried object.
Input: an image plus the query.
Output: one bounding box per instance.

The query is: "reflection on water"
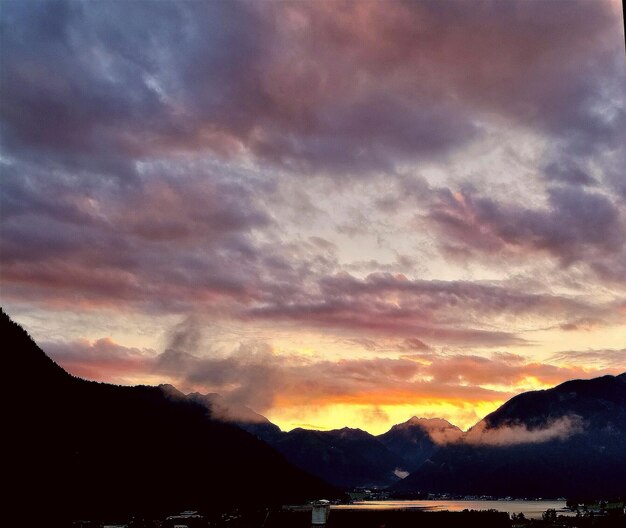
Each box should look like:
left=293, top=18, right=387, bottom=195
left=333, top=500, right=572, bottom=520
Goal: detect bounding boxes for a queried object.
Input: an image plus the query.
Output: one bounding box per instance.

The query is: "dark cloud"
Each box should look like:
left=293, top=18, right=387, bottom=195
left=2, top=0, right=621, bottom=174
left=5, top=164, right=613, bottom=347
left=549, top=348, right=626, bottom=369
left=401, top=338, right=432, bottom=352
left=0, top=159, right=273, bottom=309
left=543, top=161, right=597, bottom=187
left=426, top=184, right=625, bottom=268
left=245, top=271, right=608, bottom=345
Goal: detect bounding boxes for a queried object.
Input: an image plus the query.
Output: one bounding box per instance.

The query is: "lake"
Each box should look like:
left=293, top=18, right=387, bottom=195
left=332, top=500, right=572, bottom=519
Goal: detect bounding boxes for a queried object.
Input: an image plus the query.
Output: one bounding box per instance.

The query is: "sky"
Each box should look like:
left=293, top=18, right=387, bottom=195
left=1, top=0, right=625, bottom=434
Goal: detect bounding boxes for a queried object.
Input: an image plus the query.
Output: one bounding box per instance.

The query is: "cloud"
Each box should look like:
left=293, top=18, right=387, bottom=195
left=401, top=338, right=432, bottom=352
left=558, top=318, right=602, bottom=332
left=44, top=327, right=502, bottom=413
left=463, top=415, right=585, bottom=446
left=402, top=417, right=464, bottom=445
left=0, top=163, right=274, bottom=310
left=246, top=271, right=608, bottom=345
left=3, top=0, right=624, bottom=309
left=424, top=353, right=595, bottom=388
left=2, top=0, right=625, bottom=419
left=189, top=392, right=270, bottom=425
left=43, top=320, right=623, bottom=421
left=543, top=161, right=597, bottom=187
left=1, top=1, right=621, bottom=175
left=155, top=317, right=285, bottom=411
left=6, top=157, right=612, bottom=345
left=165, top=315, right=203, bottom=355
left=426, top=185, right=624, bottom=266
left=549, top=348, right=626, bottom=370
left=43, top=337, right=155, bottom=381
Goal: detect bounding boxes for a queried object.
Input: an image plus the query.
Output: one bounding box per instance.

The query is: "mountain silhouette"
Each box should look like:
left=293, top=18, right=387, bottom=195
left=393, top=373, right=626, bottom=498
left=196, top=400, right=461, bottom=488
left=3, top=309, right=336, bottom=524
left=201, top=374, right=626, bottom=497
left=188, top=392, right=409, bottom=488
left=264, top=426, right=406, bottom=489
left=13, top=300, right=623, bottom=510
left=378, top=417, right=462, bottom=472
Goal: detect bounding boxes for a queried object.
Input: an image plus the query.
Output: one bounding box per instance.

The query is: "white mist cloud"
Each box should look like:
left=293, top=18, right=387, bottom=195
left=463, top=415, right=585, bottom=446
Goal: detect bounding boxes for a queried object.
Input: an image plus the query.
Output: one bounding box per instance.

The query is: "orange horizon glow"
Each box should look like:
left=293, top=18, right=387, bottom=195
left=48, top=339, right=625, bottom=435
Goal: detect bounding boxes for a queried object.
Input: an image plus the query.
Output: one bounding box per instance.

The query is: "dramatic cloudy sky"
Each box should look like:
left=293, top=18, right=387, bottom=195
left=1, top=0, right=625, bottom=433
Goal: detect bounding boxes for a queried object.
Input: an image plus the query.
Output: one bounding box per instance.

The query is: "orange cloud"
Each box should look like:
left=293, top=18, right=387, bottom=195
left=42, top=327, right=625, bottom=433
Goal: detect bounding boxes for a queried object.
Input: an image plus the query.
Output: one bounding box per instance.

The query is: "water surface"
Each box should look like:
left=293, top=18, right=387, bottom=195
left=333, top=500, right=571, bottom=520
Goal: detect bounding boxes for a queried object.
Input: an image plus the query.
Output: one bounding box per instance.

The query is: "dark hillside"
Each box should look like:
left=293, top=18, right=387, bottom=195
left=3, top=309, right=336, bottom=524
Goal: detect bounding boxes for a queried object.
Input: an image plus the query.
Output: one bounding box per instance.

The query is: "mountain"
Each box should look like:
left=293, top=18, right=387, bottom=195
left=393, top=374, right=626, bottom=498
left=188, top=391, right=410, bottom=489
left=482, top=373, right=626, bottom=431
left=3, top=310, right=336, bottom=524
left=377, top=417, right=462, bottom=472
left=160, top=370, right=626, bottom=497
left=267, top=426, right=406, bottom=489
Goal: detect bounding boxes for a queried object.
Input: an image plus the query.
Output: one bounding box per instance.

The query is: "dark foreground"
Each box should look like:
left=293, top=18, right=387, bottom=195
left=266, top=509, right=624, bottom=528
left=67, top=508, right=626, bottom=528
left=269, top=509, right=511, bottom=527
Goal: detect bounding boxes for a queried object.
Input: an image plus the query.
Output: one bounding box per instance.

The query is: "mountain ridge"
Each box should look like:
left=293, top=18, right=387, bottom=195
left=169, top=373, right=626, bottom=495
left=393, top=372, right=626, bottom=498
left=9, top=306, right=624, bottom=501
left=378, top=416, right=462, bottom=473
